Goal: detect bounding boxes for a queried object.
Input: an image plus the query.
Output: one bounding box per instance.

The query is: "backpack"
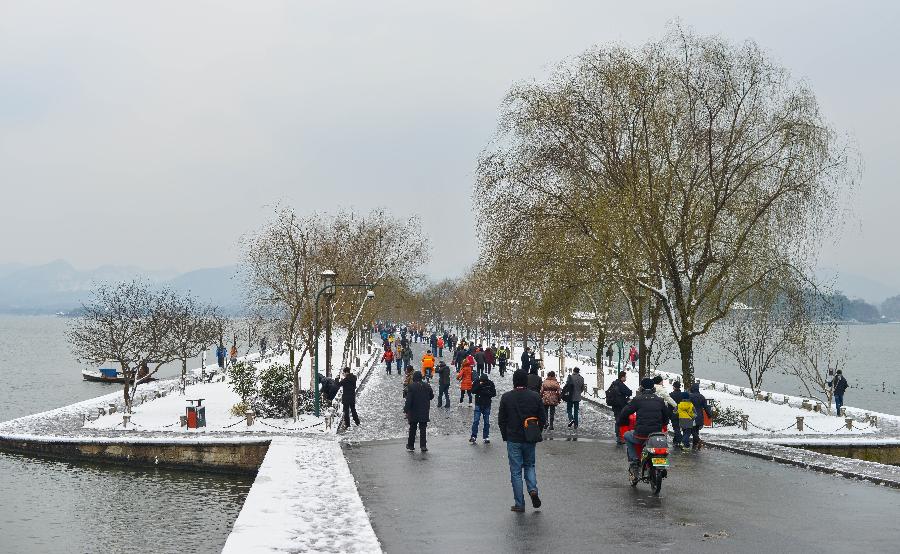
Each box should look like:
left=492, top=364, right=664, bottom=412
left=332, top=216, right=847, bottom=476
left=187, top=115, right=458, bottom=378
left=605, top=382, right=620, bottom=407
left=561, top=382, right=573, bottom=403
left=523, top=416, right=543, bottom=443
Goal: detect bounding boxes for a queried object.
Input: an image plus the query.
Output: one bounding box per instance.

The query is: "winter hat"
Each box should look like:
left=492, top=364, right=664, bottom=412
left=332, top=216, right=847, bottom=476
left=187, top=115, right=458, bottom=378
left=640, top=378, right=655, bottom=391
left=652, top=375, right=663, bottom=384
left=513, top=370, right=528, bottom=387
left=412, top=372, right=422, bottom=382
left=681, top=391, right=691, bottom=400
left=479, top=374, right=488, bottom=381
left=672, top=381, right=682, bottom=390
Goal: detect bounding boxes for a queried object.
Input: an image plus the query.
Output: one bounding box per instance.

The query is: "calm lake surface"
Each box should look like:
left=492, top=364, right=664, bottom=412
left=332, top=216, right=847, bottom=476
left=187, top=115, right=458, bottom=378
left=0, top=315, right=253, bottom=553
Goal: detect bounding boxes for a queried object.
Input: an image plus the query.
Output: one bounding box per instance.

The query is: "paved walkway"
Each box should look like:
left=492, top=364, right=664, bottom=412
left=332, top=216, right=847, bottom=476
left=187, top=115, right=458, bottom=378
left=343, top=339, right=900, bottom=553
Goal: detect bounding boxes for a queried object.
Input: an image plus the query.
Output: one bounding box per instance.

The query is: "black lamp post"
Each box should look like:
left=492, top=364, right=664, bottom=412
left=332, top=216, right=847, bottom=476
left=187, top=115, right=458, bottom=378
left=313, top=270, right=376, bottom=417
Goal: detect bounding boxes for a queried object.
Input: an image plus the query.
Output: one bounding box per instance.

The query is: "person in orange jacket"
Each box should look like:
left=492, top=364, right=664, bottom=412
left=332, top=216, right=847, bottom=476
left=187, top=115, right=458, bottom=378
left=421, top=350, right=436, bottom=381
left=457, top=355, right=474, bottom=404
left=382, top=348, right=395, bottom=374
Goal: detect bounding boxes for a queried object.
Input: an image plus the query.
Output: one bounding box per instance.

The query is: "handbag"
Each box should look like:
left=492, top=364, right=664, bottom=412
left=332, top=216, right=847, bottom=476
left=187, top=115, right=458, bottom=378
left=523, top=416, right=543, bottom=443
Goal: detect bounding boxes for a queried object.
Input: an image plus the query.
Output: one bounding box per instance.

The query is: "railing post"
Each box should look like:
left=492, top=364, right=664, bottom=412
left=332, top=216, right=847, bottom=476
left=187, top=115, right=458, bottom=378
left=740, top=414, right=748, bottom=431
left=844, top=418, right=853, bottom=431
left=796, top=416, right=804, bottom=432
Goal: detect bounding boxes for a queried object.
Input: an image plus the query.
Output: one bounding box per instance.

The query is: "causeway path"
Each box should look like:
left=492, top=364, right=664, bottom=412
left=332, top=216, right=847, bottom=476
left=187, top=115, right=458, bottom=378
left=344, top=339, right=900, bottom=553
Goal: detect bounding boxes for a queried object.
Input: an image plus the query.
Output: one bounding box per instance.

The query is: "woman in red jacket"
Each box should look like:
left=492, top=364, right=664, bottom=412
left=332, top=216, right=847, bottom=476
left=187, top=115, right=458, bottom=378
left=457, top=355, right=474, bottom=404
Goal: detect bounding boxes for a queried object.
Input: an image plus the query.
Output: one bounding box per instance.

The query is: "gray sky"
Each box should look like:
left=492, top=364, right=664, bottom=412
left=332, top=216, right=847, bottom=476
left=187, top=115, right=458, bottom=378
left=1, top=1, right=898, bottom=286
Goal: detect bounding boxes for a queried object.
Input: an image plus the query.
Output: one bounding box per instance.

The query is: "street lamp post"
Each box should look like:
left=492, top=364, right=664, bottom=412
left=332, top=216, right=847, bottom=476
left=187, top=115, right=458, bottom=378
left=313, top=270, right=376, bottom=417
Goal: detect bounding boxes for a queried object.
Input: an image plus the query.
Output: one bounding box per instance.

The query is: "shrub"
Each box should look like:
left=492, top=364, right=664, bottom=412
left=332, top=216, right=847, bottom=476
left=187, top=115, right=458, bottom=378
left=256, top=363, right=294, bottom=418
left=713, top=405, right=746, bottom=427
left=227, top=361, right=257, bottom=403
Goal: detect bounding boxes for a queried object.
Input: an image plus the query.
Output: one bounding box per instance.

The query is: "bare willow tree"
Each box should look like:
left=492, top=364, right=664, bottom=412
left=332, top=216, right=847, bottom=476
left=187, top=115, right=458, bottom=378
left=165, top=293, right=221, bottom=394
left=242, top=207, right=324, bottom=420
left=68, top=281, right=180, bottom=414
left=476, top=25, right=853, bottom=386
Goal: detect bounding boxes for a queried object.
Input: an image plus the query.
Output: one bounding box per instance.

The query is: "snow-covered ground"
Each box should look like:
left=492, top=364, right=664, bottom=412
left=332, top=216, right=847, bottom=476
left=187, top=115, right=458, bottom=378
left=222, top=436, right=381, bottom=554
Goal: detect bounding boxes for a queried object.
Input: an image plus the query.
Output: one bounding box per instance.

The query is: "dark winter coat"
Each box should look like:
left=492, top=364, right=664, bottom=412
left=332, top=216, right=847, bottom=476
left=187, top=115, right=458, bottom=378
left=520, top=351, right=531, bottom=370
left=336, top=373, right=357, bottom=403
left=609, top=379, right=632, bottom=409
left=404, top=379, right=434, bottom=423
left=474, top=350, right=486, bottom=367
left=484, top=349, right=495, bottom=365
left=436, top=363, right=451, bottom=386
left=565, top=373, right=585, bottom=402
left=471, top=378, right=497, bottom=408
left=526, top=372, right=542, bottom=393
left=616, top=390, right=669, bottom=437
left=689, top=383, right=712, bottom=426
left=498, top=387, right=546, bottom=443
left=831, top=376, right=849, bottom=396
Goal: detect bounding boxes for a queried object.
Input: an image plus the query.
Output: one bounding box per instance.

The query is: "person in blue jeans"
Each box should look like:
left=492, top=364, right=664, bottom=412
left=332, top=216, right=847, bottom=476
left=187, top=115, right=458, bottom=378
left=828, top=370, right=849, bottom=416
left=469, top=374, right=496, bottom=443
left=435, top=361, right=451, bottom=408
left=498, top=370, right=546, bottom=512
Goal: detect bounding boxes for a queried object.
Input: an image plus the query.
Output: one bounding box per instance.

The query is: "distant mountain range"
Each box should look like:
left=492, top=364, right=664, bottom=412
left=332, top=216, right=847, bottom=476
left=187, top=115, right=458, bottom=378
left=0, top=260, right=244, bottom=314
left=815, top=268, right=899, bottom=306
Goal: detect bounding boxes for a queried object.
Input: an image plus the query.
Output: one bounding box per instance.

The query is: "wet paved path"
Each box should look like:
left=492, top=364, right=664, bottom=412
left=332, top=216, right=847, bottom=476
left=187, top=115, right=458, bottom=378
left=345, top=339, right=900, bottom=553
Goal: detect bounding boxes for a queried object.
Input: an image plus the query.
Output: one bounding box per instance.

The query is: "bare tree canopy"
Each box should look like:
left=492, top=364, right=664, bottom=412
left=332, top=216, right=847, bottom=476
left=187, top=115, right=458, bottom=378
left=475, top=25, right=855, bottom=385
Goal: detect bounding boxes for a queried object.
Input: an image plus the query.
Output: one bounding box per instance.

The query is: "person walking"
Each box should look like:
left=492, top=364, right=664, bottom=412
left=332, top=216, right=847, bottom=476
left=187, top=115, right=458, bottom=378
left=564, top=367, right=586, bottom=429
left=828, top=370, right=849, bottom=416
left=497, top=345, right=509, bottom=377
left=628, top=345, right=638, bottom=370
left=229, top=343, right=238, bottom=368
left=677, top=391, right=695, bottom=449
left=605, top=371, right=632, bottom=443
left=437, top=336, right=445, bottom=358
left=474, top=346, right=486, bottom=378
left=216, top=343, right=226, bottom=369
left=669, top=381, right=684, bottom=446
left=421, top=350, right=436, bottom=382
left=540, top=371, right=561, bottom=430
left=403, top=365, right=414, bottom=398
left=652, top=374, right=678, bottom=426
left=260, top=336, right=268, bottom=357
left=383, top=348, right=395, bottom=374
left=606, top=344, right=614, bottom=367
left=688, top=382, right=712, bottom=450
left=457, top=355, right=474, bottom=404
left=336, top=367, right=360, bottom=428
left=469, top=374, right=497, bottom=444
left=498, top=370, right=546, bottom=513
left=436, top=360, right=451, bottom=408
left=402, top=345, right=413, bottom=372
left=404, top=372, right=434, bottom=452
left=484, top=346, right=495, bottom=375
left=526, top=366, right=542, bottom=393
left=520, top=347, right=532, bottom=372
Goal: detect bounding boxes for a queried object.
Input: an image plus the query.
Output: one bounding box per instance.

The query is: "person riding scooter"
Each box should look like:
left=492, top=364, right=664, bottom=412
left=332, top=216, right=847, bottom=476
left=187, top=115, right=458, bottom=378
left=616, top=378, right=671, bottom=468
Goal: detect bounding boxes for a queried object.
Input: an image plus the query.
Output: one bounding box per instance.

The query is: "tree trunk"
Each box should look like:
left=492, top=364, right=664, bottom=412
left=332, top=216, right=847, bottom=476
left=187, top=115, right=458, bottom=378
left=595, top=327, right=605, bottom=393
left=638, top=328, right=648, bottom=380
left=181, top=359, right=188, bottom=395
left=679, top=336, right=695, bottom=386
left=325, top=304, right=333, bottom=378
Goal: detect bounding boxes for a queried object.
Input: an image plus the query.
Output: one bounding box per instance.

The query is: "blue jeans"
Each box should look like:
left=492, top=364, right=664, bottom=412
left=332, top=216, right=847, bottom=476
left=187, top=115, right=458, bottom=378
left=471, top=405, right=490, bottom=439
left=438, top=383, right=450, bottom=407
left=834, top=394, right=844, bottom=415
left=566, top=401, right=580, bottom=426
left=506, top=441, right=537, bottom=508
left=624, top=430, right=646, bottom=463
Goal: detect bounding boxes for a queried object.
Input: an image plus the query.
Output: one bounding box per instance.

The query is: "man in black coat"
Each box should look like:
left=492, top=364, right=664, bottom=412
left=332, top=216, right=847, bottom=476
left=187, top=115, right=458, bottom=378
left=616, top=378, right=668, bottom=465
left=498, top=370, right=546, bottom=513
left=520, top=347, right=532, bottom=372
left=828, top=370, right=849, bottom=416
left=336, top=367, right=360, bottom=428
left=607, top=371, right=633, bottom=444
left=470, top=374, right=497, bottom=443
left=404, top=372, right=434, bottom=452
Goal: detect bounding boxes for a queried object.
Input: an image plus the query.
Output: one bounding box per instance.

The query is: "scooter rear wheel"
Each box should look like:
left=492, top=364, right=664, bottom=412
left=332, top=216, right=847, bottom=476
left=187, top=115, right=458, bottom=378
left=650, top=466, right=663, bottom=495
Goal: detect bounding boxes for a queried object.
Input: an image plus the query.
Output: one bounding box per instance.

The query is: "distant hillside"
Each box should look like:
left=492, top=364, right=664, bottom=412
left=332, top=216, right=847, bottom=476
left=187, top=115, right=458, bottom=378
left=0, top=260, right=243, bottom=314
left=816, top=267, right=898, bottom=305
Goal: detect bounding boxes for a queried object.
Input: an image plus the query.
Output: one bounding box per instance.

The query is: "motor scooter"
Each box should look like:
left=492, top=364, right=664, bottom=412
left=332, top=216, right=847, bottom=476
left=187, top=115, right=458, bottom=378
left=619, top=415, right=669, bottom=495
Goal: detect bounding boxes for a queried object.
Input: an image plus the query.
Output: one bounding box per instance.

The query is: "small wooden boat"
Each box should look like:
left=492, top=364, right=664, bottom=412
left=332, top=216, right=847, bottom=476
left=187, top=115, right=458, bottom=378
left=82, top=363, right=156, bottom=384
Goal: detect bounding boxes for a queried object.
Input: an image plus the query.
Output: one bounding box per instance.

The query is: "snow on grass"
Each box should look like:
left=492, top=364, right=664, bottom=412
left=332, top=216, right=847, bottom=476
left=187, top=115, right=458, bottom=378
left=222, top=436, right=381, bottom=554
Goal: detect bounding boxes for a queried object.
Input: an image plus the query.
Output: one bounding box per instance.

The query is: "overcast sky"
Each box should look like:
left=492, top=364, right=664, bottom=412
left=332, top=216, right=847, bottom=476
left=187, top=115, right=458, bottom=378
left=1, top=1, right=898, bottom=286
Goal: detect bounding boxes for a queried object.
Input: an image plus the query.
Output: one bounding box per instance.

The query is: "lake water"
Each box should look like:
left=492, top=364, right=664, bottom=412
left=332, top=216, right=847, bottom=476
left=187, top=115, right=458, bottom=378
left=0, top=315, right=253, bottom=553
left=577, top=324, right=899, bottom=415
